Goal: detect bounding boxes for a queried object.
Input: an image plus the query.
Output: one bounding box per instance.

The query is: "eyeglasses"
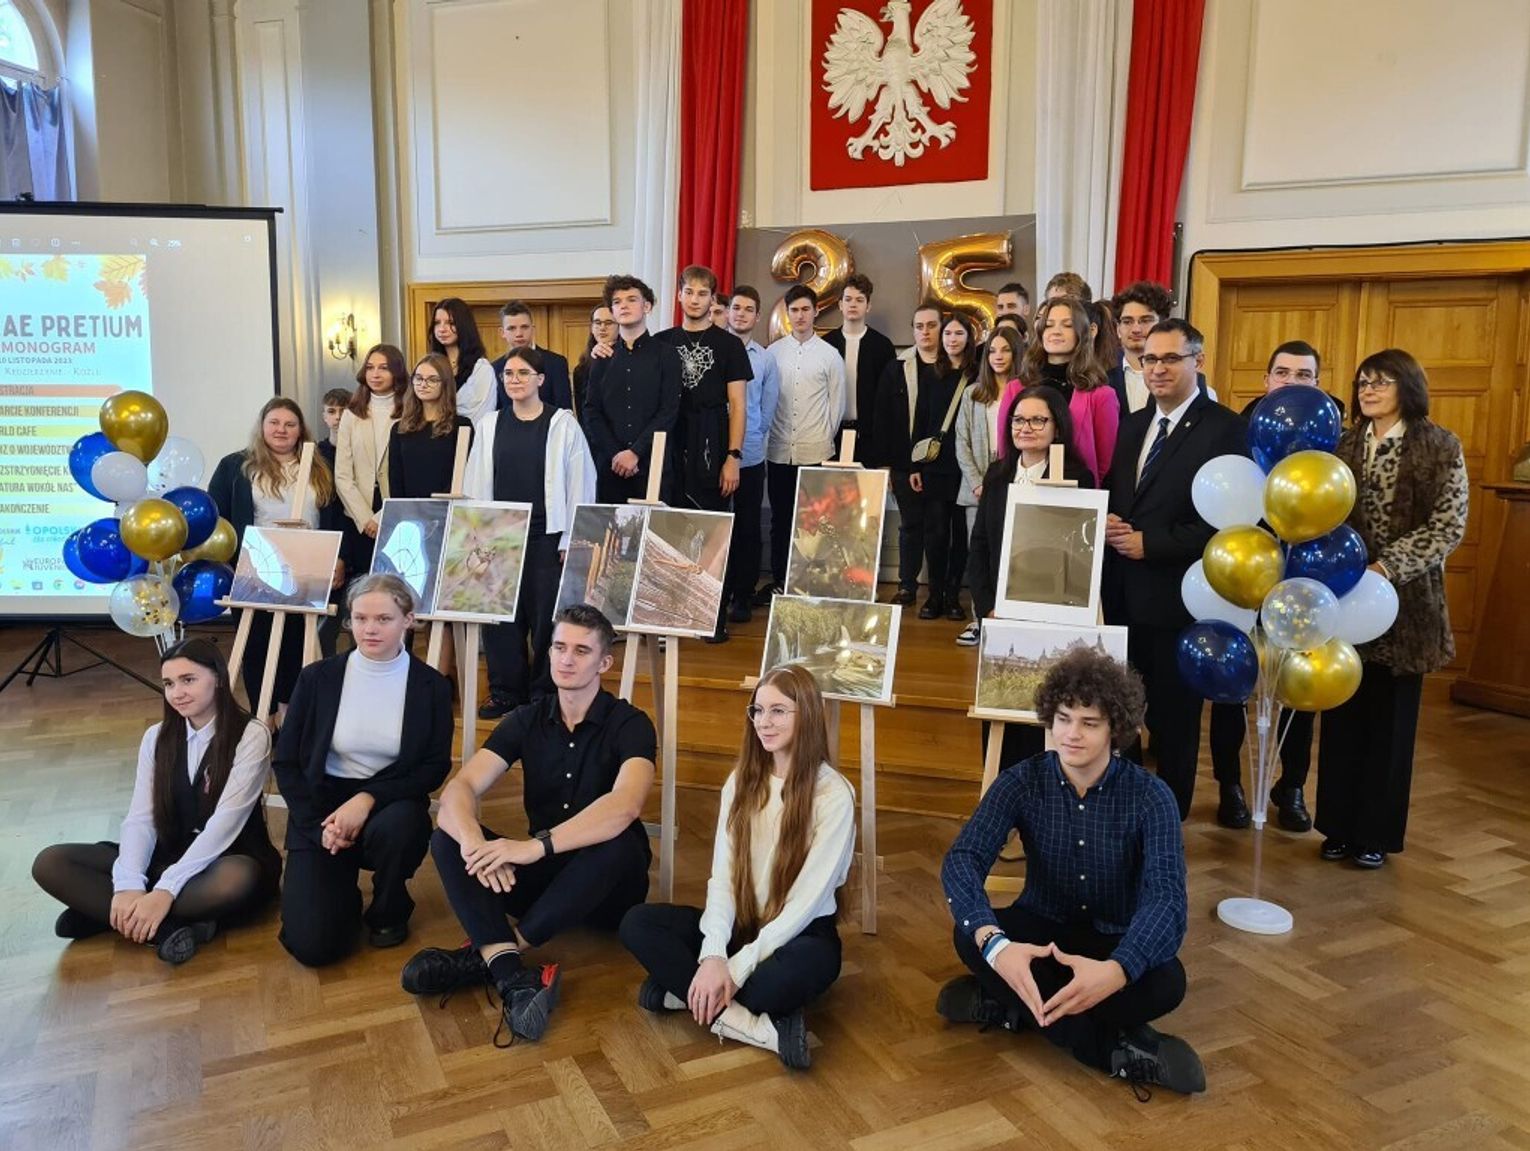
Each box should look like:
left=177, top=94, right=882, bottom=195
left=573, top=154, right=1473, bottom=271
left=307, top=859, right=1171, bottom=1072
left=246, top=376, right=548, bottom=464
left=1356, top=376, right=1396, bottom=392
left=504, top=368, right=540, bottom=381
left=1011, top=415, right=1053, bottom=430
left=412, top=373, right=442, bottom=385
left=1140, top=353, right=1197, bottom=368
left=1269, top=367, right=1317, bottom=383
left=746, top=704, right=795, bottom=724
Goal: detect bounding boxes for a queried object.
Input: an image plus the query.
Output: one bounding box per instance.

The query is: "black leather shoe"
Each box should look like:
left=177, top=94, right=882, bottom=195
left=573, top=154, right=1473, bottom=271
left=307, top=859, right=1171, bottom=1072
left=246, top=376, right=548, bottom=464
left=477, top=695, right=516, bottom=721
left=1270, top=783, right=1312, bottom=832
left=703, top=627, right=730, bottom=645
left=1350, top=848, right=1386, bottom=869
left=370, top=922, right=410, bottom=949
left=944, top=601, right=967, bottom=621
left=1320, top=838, right=1348, bottom=861
left=1216, top=782, right=1251, bottom=829
left=918, top=597, right=943, bottom=620
left=893, top=587, right=917, bottom=605
left=728, top=600, right=752, bottom=624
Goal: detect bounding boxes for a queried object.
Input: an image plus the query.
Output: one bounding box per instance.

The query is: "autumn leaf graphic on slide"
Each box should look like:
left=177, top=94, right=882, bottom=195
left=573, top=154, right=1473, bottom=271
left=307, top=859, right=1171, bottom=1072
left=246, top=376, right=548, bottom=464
left=93, top=254, right=148, bottom=308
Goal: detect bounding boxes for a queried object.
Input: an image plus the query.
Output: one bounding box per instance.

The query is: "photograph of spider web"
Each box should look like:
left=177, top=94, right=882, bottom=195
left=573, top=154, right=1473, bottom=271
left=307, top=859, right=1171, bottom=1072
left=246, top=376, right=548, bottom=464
left=554, top=504, right=646, bottom=626
left=432, top=500, right=532, bottom=622
left=370, top=498, right=450, bottom=614
left=227, top=526, right=344, bottom=610
left=628, top=507, right=733, bottom=636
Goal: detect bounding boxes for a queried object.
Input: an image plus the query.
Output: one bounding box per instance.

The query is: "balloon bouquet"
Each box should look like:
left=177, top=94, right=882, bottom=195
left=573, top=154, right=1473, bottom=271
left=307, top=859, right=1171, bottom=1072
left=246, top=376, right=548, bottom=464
left=63, top=391, right=239, bottom=651
left=1177, top=388, right=1399, bottom=935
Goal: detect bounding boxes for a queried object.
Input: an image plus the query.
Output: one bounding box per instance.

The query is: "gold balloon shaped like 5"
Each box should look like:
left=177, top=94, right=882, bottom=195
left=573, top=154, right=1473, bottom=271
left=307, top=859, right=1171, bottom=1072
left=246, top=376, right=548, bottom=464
left=1201, top=524, right=1284, bottom=609
left=1263, top=450, right=1357, bottom=543
left=767, top=229, right=853, bottom=342
left=180, top=517, right=238, bottom=564
left=916, top=231, right=1013, bottom=339
left=99, top=390, right=169, bottom=463
left=120, top=497, right=189, bottom=562
left=1275, top=638, right=1363, bottom=711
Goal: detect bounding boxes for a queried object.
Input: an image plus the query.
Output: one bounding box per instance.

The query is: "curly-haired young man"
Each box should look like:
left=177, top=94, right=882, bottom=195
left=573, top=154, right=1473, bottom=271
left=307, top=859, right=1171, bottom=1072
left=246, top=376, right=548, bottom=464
left=938, top=647, right=1204, bottom=1098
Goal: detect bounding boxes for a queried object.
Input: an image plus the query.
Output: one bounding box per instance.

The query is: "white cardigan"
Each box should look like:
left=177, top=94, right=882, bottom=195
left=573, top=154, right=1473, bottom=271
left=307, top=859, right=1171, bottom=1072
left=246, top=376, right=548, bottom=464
left=455, top=357, right=498, bottom=426
left=333, top=403, right=396, bottom=531
left=462, top=405, right=595, bottom=550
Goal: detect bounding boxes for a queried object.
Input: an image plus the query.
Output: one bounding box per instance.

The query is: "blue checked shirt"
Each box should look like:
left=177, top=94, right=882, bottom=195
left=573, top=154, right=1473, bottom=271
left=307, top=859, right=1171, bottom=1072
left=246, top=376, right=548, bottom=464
left=942, top=752, right=1188, bottom=982
left=741, top=338, right=782, bottom=468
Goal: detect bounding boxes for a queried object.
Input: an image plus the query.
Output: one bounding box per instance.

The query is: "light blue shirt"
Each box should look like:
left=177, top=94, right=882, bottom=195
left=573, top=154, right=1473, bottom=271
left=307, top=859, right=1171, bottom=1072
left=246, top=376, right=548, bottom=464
left=742, top=338, right=782, bottom=467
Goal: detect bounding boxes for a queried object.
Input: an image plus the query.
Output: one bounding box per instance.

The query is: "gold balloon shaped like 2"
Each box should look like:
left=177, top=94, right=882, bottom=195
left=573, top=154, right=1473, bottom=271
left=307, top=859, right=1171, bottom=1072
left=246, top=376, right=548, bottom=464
left=767, top=230, right=854, bottom=342
left=917, top=231, right=1013, bottom=339
left=99, top=389, right=169, bottom=463
left=1275, top=638, right=1363, bottom=711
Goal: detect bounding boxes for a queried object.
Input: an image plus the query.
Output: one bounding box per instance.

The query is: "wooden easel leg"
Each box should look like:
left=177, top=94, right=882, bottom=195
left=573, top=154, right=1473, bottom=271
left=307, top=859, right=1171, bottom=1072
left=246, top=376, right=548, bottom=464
left=980, top=720, right=1006, bottom=799
left=647, top=637, right=680, bottom=901
left=460, top=623, right=481, bottom=763
left=302, top=614, right=320, bottom=666
left=426, top=620, right=445, bottom=670
left=257, top=611, right=287, bottom=725
left=619, top=632, right=640, bottom=702
left=859, top=703, right=877, bottom=935
left=227, top=608, right=254, bottom=707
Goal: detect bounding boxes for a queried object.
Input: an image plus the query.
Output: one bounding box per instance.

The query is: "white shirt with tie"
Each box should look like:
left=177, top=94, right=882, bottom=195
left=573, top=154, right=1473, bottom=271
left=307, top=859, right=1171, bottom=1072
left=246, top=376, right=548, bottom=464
left=1136, top=390, right=1200, bottom=485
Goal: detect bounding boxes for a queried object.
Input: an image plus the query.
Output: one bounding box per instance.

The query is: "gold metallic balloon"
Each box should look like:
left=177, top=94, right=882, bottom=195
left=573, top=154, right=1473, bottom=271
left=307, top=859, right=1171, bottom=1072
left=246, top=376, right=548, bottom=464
left=1274, top=638, right=1363, bottom=711
left=99, top=390, right=169, bottom=463
left=767, top=228, right=853, bottom=342
left=916, top=231, right=1014, bottom=339
left=1202, top=525, right=1285, bottom=609
left=1263, top=450, right=1357, bottom=543
left=180, top=517, right=238, bottom=564
left=120, top=497, right=189, bottom=562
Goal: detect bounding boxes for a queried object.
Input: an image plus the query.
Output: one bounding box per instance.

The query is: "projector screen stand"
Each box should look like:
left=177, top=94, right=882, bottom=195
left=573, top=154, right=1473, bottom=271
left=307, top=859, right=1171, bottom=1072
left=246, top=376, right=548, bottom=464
left=0, top=626, right=159, bottom=696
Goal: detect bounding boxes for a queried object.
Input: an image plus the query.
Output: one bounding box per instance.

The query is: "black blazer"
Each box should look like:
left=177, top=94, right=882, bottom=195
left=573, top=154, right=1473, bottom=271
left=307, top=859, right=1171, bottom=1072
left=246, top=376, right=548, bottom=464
left=823, top=325, right=897, bottom=447
left=492, top=348, right=572, bottom=411
left=207, top=450, right=346, bottom=548
left=272, top=651, right=453, bottom=842
left=967, top=456, right=1095, bottom=620
left=1102, top=394, right=1249, bottom=629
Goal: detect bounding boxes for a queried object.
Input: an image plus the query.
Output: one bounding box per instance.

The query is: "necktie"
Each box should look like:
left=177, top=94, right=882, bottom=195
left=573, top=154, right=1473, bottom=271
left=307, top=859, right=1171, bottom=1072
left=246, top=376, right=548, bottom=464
left=1139, top=416, right=1170, bottom=485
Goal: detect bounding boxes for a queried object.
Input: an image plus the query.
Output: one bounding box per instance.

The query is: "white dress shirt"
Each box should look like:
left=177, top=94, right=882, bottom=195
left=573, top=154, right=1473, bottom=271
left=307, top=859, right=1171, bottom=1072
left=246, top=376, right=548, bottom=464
left=840, top=329, right=863, bottom=421
left=1122, top=357, right=1149, bottom=414
left=252, top=460, right=319, bottom=527
left=1136, top=389, right=1200, bottom=484
left=768, top=334, right=846, bottom=465
left=325, top=646, right=410, bottom=779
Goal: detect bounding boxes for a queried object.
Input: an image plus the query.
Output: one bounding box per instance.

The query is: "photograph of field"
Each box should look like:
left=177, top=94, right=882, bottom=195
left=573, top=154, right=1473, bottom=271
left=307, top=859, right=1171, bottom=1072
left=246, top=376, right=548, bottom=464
left=973, top=620, right=1128, bottom=721
left=784, top=466, right=887, bottom=601
left=762, top=594, right=901, bottom=704
left=554, top=504, right=646, bottom=625
left=432, top=500, right=532, bottom=622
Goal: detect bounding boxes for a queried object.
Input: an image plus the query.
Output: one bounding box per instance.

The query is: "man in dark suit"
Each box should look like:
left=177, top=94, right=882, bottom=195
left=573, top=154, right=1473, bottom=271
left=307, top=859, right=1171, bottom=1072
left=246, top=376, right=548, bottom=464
left=492, top=301, right=573, bottom=410
left=822, top=273, right=897, bottom=464
left=1103, top=318, right=1249, bottom=820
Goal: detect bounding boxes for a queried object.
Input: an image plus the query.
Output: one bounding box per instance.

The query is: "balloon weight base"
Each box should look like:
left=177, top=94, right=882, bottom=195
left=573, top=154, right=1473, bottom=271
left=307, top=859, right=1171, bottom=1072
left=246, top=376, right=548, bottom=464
left=1217, top=897, right=1293, bottom=935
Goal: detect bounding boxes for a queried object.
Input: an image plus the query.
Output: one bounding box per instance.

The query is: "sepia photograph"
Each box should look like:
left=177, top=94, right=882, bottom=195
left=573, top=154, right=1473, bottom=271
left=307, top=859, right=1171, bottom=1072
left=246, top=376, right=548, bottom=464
left=974, top=620, right=1129, bottom=722
left=785, top=466, right=888, bottom=601
left=761, top=594, right=902, bottom=704
left=432, top=500, right=532, bottom=623
left=228, top=526, right=344, bottom=611
left=370, top=498, right=450, bottom=615
left=995, top=484, right=1111, bottom=625
left=628, top=508, right=734, bottom=636
left=554, top=503, right=647, bottom=625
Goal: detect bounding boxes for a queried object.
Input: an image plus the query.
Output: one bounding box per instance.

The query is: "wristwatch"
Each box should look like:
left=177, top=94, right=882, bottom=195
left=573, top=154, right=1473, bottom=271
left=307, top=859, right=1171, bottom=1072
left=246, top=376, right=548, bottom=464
left=535, top=829, right=554, bottom=858
left=726, top=448, right=742, bottom=460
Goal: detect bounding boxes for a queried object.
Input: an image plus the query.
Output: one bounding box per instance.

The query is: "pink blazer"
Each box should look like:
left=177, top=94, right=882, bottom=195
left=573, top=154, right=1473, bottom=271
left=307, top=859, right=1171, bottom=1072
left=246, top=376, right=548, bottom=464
left=995, top=378, right=1119, bottom=485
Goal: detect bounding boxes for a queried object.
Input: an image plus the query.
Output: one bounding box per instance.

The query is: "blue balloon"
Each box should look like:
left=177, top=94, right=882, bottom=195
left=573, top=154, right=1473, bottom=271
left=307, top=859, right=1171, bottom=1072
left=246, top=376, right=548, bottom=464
left=76, top=517, right=149, bottom=582
left=1247, top=387, right=1343, bottom=472
left=68, top=432, right=115, bottom=501
left=1286, top=524, right=1367, bottom=598
left=172, top=559, right=234, bottom=624
left=163, top=486, right=219, bottom=549
left=1177, top=620, right=1259, bottom=704
left=62, top=530, right=113, bottom=584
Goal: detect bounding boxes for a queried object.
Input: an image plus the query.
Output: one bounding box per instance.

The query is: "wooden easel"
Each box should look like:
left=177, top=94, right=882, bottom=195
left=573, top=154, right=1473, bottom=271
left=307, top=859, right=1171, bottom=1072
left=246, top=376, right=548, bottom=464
left=424, top=425, right=474, bottom=675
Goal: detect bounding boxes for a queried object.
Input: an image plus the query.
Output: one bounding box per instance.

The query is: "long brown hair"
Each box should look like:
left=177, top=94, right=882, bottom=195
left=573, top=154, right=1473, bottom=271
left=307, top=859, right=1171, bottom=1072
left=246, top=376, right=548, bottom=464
left=728, top=665, right=833, bottom=943
left=974, top=325, right=1024, bottom=406
left=347, top=343, right=409, bottom=418
left=397, top=353, right=462, bottom=437
left=152, top=638, right=261, bottom=842
left=939, top=311, right=978, bottom=381
left=1022, top=296, right=1107, bottom=393
left=243, top=397, right=336, bottom=505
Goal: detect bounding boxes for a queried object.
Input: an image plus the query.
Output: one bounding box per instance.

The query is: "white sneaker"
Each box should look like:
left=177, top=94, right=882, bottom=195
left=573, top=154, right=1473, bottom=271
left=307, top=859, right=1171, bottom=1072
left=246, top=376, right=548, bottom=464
left=955, top=621, right=979, bottom=647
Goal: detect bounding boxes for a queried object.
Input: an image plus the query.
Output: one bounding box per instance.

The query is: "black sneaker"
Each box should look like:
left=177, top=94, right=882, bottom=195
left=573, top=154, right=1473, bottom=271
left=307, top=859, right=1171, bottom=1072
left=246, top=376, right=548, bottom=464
left=636, top=977, right=674, bottom=1013
left=773, top=1010, right=811, bottom=1070
left=935, top=975, right=1013, bottom=1032
left=477, top=694, right=516, bottom=721
left=401, top=942, right=490, bottom=1000
left=494, top=963, right=561, bottom=1047
left=155, top=920, right=217, bottom=965
left=752, top=583, right=783, bottom=607
left=54, top=908, right=109, bottom=940
left=1110, top=1024, right=1206, bottom=1099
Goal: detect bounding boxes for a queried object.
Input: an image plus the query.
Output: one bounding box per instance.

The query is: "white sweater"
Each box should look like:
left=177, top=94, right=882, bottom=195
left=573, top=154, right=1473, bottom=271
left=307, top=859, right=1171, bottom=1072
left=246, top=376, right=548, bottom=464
left=699, top=762, right=857, bottom=987
left=324, top=647, right=409, bottom=779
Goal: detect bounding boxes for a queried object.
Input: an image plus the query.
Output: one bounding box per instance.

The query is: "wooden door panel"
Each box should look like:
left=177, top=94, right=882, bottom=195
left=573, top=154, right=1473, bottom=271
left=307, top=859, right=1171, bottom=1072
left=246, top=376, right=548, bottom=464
left=1217, top=282, right=1357, bottom=412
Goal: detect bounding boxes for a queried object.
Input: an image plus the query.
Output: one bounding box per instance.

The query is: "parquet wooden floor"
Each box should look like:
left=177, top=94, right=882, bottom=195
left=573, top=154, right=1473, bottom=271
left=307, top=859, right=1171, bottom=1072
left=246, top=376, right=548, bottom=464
left=2, top=622, right=1529, bottom=1150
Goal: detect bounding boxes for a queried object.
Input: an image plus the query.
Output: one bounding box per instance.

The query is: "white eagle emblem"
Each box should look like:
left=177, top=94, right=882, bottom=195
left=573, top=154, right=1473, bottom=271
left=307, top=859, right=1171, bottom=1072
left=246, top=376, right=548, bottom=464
left=822, top=0, right=977, bottom=166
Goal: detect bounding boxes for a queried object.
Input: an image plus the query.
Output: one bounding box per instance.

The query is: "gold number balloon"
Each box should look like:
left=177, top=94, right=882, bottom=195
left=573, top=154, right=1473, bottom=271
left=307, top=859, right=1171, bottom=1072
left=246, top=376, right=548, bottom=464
left=1274, top=638, right=1363, bottom=711
left=1263, top=450, right=1357, bottom=543
left=1202, top=524, right=1285, bottom=609
left=119, top=497, right=189, bottom=562
left=99, top=390, right=169, bottom=463
left=180, top=517, right=238, bottom=564
left=916, top=231, right=1014, bottom=338
left=767, top=228, right=853, bottom=342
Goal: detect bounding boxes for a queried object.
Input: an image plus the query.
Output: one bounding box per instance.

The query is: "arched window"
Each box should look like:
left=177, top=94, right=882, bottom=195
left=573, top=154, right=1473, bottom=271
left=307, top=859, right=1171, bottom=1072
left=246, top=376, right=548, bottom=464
left=0, top=0, right=45, bottom=82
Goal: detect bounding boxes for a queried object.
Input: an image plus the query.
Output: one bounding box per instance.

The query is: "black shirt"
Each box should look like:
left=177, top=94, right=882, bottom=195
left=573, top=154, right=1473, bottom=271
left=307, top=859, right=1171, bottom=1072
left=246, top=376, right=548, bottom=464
left=656, top=324, right=752, bottom=413
left=388, top=417, right=474, bottom=499
left=1037, top=360, right=1076, bottom=406
left=492, top=405, right=552, bottom=535
left=483, top=689, right=658, bottom=856
left=580, top=331, right=683, bottom=469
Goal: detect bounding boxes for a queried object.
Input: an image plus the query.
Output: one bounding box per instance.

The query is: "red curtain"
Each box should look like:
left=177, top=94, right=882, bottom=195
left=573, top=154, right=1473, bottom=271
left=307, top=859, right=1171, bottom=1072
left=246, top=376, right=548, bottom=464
left=678, top=0, right=751, bottom=309
left=1113, top=0, right=1206, bottom=289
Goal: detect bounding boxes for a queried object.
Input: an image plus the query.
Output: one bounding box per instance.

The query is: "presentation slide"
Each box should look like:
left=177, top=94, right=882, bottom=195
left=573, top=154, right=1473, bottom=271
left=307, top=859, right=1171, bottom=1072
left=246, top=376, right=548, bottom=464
left=0, top=206, right=279, bottom=618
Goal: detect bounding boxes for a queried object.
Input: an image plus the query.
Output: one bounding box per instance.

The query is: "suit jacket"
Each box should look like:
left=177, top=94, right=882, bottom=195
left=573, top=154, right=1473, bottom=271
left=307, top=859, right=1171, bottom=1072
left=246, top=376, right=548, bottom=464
left=272, top=651, right=453, bottom=844
left=492, top=348, right=573, bottom=411
left=823, top=325, right=897, bottom=452
left=1103, top=394, right=1249, bottom=629
left=967, top=455, right=1095, bottom=619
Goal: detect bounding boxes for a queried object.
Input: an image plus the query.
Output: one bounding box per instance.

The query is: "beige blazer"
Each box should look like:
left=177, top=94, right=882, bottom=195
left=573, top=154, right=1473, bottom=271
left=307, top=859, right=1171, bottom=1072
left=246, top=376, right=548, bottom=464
left=334, top=407, right=396, bottom=531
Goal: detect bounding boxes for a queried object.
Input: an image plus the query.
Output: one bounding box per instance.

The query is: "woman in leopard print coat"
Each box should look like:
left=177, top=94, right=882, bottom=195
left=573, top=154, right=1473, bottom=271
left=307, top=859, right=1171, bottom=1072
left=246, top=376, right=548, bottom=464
left=1315, top=349, right=1468, bottom=869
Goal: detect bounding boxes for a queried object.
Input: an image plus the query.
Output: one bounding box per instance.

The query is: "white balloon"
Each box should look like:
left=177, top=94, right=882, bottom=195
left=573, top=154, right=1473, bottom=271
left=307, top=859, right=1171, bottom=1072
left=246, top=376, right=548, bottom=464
left=147, top=435, right=206, bottom=493
left=1261, top=577, right=1339, bottom=650
left=1332, top=568, right=1399, bottom=645
left=91, top=451, right=149, bottom=504
left=1182, top=560, right=1257, bottom=632
left=1192, top=454, right=1268, bottom=530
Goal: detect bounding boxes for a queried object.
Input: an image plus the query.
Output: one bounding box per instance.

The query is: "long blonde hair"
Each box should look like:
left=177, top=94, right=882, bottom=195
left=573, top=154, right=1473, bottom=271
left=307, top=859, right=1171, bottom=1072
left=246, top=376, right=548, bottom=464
left=728, top=665, right=833, bottom=943
left=243, top=396, right=335, bottom=504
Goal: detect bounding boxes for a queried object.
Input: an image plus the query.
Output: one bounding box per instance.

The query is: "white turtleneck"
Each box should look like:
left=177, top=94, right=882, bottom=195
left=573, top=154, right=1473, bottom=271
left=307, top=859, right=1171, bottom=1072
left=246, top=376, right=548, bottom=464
left=368, top=390, right=395, bottom=469
left=325, top=646, right=410, bottom=779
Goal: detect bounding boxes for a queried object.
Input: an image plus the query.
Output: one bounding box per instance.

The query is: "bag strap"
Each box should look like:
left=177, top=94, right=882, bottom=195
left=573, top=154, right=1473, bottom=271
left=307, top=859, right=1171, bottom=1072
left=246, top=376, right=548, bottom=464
left=936, top=379, right=966, bottom=438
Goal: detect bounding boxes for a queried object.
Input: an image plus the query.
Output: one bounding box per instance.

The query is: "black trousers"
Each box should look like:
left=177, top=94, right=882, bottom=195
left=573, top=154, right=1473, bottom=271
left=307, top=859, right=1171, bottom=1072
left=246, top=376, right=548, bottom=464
left=890, top=471, right=926, bottom=593
left=279, top=789, right=433, bottom=967
left=484, top=533, right=562, bottom=704
left=241, top=607, right=307, bottom=715
left=1208, top=703, right=1315, bottom=790
left=724, top=462, right=767, bottom=607
left=1315, top=661, right=1423, bottom=854
left=953, top=905, right=1186, bottom=1072
left=431, top=824, right=650, bottom=950
left=981, top=720, right=1044, bottom=772
left=767, top=460, right=821, bottom=588
left=596, top=466, right=651, bottom=505
left=921, top=491, right=968, bottom=606
left=620, top=903, right=842, bottom=1018
left=1125, top=624, right=1203, bottom=820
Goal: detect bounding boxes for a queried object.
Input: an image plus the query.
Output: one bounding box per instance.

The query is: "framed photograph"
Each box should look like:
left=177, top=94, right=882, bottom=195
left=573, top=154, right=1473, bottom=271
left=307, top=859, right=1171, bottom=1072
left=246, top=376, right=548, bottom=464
left=432, top=500, right=533, bottom=623
left=973, top=620, right=1129, bottom=723
left=785, top=466, right=888, bottom=601
left=228, top=526, right=344, bottom=611
left=554, top=503, right=647, bottom=626
left=995, top=484, right=1110, bottom=625
left=761, top=594, right=902, bottom=704
left=370, top=498, right=450, bottom=616
left=628, top=507, right=734, bottom=636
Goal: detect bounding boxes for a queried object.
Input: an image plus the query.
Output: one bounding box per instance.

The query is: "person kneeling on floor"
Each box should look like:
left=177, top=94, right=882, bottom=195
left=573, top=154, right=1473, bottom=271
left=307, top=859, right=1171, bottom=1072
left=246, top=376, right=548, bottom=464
left=938, top=647, right=1205, bottom=1099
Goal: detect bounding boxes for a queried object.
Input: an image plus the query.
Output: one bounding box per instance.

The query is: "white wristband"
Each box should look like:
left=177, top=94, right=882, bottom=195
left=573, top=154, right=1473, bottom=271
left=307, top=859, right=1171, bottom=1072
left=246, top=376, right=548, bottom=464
left=984, top=937, right=1012, bottom=968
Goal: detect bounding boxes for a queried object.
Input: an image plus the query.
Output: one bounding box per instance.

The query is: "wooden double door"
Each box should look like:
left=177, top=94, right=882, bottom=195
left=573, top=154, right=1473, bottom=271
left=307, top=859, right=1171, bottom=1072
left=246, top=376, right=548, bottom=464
left=1190, top=242, right=1530, bottom=675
